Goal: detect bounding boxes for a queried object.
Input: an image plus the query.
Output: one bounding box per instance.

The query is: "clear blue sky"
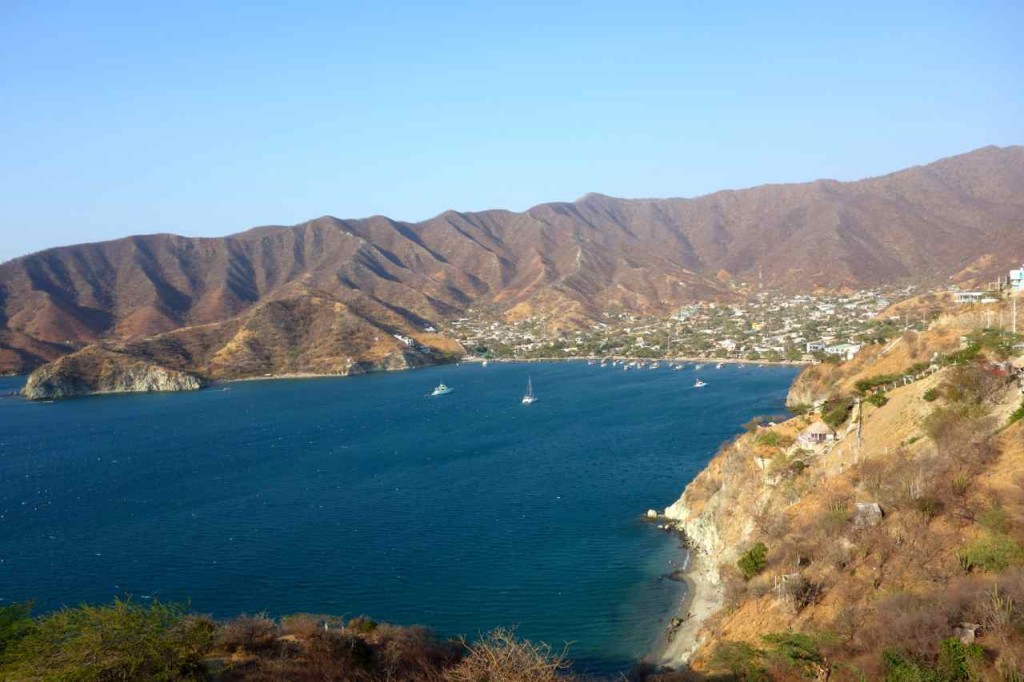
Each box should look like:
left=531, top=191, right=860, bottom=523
left=1, top=1, right=1021, bottom=262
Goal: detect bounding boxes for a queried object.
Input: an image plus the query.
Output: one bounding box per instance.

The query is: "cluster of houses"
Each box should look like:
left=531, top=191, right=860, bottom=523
left=443, top=287, right=910, bottom=362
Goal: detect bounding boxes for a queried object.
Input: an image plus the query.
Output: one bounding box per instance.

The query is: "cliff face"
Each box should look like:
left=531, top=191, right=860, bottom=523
left=661, top=299, right=1024, bottom=679
left=22, top=347, right=204, bottom=400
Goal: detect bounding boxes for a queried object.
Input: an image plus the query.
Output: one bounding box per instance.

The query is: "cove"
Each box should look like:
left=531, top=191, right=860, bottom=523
left=0, top=361, right=797, bottom=675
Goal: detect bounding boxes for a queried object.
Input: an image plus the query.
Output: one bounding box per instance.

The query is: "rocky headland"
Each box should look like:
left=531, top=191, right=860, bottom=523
left=654, top=295, right=1024, bottom=679
left=21, top=346, right=205, bottom=400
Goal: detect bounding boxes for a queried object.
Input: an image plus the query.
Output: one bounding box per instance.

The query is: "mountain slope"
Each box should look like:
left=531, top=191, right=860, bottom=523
left=2, top=145, right=1022, bottom=376
left=658, top=299, right=1024, bottom=679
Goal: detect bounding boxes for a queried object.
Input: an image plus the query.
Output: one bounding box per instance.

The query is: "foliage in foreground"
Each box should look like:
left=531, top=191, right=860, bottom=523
left=0, top=601, right=577, bottom=682
left=0, top=599, right=214, bottom=681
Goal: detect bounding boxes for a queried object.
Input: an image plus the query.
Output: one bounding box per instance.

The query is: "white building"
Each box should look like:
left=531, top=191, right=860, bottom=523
left=954, top=291, right=986, bottom=303
left=824, top=343, right=862, bottom=360
left=1010, top=266, right=1024, bottom=292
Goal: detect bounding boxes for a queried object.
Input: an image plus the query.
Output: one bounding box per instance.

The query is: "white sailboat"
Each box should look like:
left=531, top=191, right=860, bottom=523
left=521, top=375, right=537, bottom=405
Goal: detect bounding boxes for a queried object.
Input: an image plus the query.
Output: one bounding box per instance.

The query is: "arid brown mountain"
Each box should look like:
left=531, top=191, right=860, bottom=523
left=2, top=145, right=1022, bottom=379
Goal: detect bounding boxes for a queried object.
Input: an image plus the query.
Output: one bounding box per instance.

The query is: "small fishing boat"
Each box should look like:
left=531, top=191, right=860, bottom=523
left=716, top=362, right=724, bottom=369
left=430, top=382, right=453, bottom=396
left=694, top=378, right=707, bottom=388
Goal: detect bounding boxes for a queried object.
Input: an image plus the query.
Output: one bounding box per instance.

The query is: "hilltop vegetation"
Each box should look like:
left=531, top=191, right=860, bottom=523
left=666, top=298, right=1024, bottom=680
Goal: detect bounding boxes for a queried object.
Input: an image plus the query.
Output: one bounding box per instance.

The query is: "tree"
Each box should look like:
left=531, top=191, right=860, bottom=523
left=738, top=543, right=769, bottom=580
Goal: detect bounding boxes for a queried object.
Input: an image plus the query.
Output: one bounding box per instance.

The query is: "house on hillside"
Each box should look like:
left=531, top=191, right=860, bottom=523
left=824, top=343, right=862, bottom=360
left=954, top=291, right=986, bottom=304
left=1010, top=266, right=1024, bottom=292
left=798, top=421, right=836, bottom=445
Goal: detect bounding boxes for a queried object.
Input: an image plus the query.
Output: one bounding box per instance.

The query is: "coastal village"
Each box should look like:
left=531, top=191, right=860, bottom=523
left=444, top=287, right=918, bottom=364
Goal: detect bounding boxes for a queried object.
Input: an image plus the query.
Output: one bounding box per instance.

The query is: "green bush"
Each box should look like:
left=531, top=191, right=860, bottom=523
left=959, top=534, right=1024, bottom=572
left=788, top=403, right=812, bottom=416
left=709, top=641, right=769, bottom=681
left=0, top=599, right=214, bottom=681
left=978, top=505, right=1010, bottom=534
left=1009, top=400, right=1024, bottom=426
left=867, top=392, right=889, bottom=407
left=822, top=397, right=856, bottom=429
left=762, top=631, right=832, bottom=679
left=923, top=388, right=940, bottom=402
left=755, top=431, right=794, bottom=448
left=936, top=636, right=983, bottom=681
left=0, top=602, right=33, bottom=658
left=855, top=374, right=901, bottom=394
left=942, top=345, right=982, bottom=366
left=882, top=637, right=982, bottom=682
left=737, top=543, right=769, bottom=580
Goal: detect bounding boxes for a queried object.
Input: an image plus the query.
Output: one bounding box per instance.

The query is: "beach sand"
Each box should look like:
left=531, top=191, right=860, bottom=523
left=647, top=549, right=724, bottom=669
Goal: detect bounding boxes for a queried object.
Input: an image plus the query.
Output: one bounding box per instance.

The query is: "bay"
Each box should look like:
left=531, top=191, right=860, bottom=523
left=0, top=361, right=797, bottom=674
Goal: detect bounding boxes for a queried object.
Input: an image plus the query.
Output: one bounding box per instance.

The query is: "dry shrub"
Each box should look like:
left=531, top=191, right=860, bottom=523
left=280, top=614, right=334, bottom=638
left=303, top=629, right=376, bottom=677
left=443, top=627, right=573, bottom=682
left=858, top=592, right=960, bottom=664
left=925, top=407, right=997, bottom=470
left=852, top=575, right=1024, bottom=673
left=942, top=363, right=1007, bottom=406
left=217, top=613, right=279, bottom=653
left=372, top=624, right=462, bottom=682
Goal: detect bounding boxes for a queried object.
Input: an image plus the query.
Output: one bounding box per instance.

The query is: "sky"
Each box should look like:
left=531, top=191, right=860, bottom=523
left=0, top=1, right=1021, bottom=262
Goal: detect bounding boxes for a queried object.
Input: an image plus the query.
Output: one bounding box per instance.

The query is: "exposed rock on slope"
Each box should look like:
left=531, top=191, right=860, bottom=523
left=1, top=145, right=1022, bottom=376
left=22, top=346, right=204, bottom=400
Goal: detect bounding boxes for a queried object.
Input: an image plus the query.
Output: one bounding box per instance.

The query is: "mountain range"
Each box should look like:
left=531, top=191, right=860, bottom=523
left=2, top=145, right=1022, bottom=382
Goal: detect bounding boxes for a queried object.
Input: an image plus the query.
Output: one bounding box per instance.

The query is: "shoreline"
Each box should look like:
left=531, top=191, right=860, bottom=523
left=462, top=355, right=809, bottom=366
left=650, top=546, right=723, bottom=669
left=213, top=354, right=807, bottom=386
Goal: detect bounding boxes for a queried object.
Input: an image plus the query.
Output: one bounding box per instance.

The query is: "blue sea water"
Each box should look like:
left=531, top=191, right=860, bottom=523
left=0, top=361, right=796, bottom=674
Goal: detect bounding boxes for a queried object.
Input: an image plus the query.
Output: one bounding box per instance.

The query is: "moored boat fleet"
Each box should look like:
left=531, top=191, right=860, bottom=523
left=429, top=358, right=741, bottom=401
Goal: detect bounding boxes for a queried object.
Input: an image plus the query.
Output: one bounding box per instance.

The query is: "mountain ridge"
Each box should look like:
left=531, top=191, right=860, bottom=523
left=2, top=145, right=1022, bottom=380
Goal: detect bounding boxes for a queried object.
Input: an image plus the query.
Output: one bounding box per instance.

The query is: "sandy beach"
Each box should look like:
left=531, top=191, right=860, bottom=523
left=647, top=546, right=724, bottom=669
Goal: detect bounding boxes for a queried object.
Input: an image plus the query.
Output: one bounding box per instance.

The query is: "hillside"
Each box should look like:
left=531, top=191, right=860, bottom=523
left=657, top=298, right=1024, bottom=680
left=2, top=145, right=1022, bottom=381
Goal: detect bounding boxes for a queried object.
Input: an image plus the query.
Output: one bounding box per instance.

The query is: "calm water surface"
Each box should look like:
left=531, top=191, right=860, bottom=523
left=0, top=362, right=796, bottom=673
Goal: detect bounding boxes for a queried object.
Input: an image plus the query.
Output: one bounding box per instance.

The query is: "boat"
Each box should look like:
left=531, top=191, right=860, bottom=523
left=649, top=362, right=659, bottom=370
left=694, top=378, right=707, bottom=388
left=521, top=376, right=537, bottom=405
left=430, top=382, right=453, bottom=396
left=694, top=364, right=705, bottom=370
left=716, top=362, right=724, bottom=369
left=482, top=360, right=489, bottom=367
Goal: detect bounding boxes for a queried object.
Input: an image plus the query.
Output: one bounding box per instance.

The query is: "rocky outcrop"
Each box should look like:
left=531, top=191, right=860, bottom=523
left=22, top=346, right=204, bottom=400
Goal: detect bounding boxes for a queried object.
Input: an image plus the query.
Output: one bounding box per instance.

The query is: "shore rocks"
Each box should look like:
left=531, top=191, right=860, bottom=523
left=22, top=346, right=205, bottom=400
